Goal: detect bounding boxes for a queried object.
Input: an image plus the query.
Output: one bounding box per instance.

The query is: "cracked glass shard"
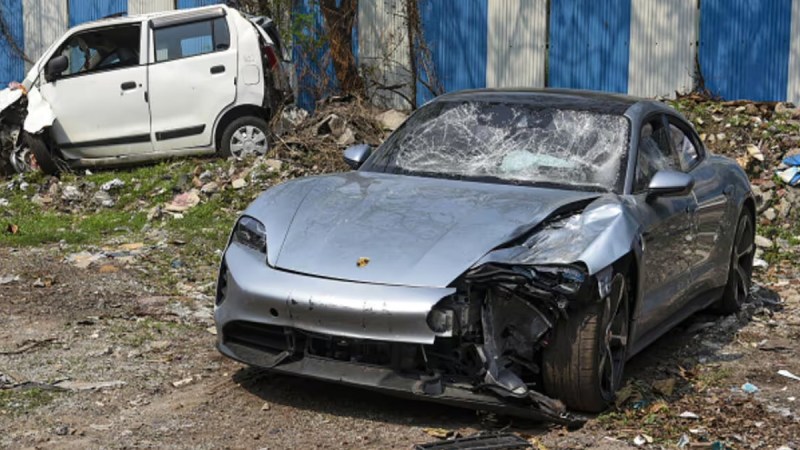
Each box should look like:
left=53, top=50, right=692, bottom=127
left=371, top=101, right=630, bottom=191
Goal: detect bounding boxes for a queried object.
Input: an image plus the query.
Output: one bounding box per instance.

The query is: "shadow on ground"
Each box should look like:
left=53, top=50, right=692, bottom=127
left=232, top=285, right=782, bottom=434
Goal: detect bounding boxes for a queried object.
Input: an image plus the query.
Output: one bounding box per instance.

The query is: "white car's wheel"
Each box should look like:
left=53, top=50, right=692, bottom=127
left=219, top=116, right=270, bottom=159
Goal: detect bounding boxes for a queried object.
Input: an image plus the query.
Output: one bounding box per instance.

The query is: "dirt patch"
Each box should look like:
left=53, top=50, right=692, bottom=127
left=1, top=245, right=798, bottom=449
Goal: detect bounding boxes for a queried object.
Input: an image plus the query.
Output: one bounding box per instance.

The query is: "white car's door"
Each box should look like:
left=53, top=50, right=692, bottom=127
left=148, top=9, right=237, bottom=152
left=39, top=21, right=153, bottom=159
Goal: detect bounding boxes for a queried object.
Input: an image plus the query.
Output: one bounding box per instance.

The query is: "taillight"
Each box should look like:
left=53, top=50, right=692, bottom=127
left=264, top=46, right=279, bottom=71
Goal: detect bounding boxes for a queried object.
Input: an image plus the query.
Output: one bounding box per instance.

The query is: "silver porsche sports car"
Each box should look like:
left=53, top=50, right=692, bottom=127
left=214, top=89, right=755, bottom=424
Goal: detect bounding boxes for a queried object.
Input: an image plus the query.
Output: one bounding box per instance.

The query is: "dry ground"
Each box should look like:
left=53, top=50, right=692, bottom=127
left=1, top=244, right=798, bottom=450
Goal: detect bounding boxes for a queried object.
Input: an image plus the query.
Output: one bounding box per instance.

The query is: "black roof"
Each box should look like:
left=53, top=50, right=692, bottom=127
left=434, top=88, right=655, bottom=115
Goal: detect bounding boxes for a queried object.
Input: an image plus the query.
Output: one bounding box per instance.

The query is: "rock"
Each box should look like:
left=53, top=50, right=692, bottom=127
left=92, top=190, right=115, bottom=208
left=200, top=182, right=219, bottom=195
left=264, top=159, right=282, bottom=171
left=337, top=127, right=356, bottom=146
left=199, top=170, right=214, bottom=183
left=755, top=235, right=773, bottom=248
left=31, top=193, right=50, bottom=206
left=61, top=185, right=82, bottom=202
left=376, top=109, right=407, bottom=131
left=172, top=377, right=193, bottom=388
left=776, top=196, right=792, bottom=218
left=232, top=178, right=247, bottom=190
left=147, top=206, right=162, bottom=221
left=763, top=208, right=777, bottom=221
left=100, top=178, right=125, bottom=191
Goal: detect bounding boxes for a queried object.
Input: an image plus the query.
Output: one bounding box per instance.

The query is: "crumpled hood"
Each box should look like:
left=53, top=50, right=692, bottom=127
left=245, top=171, right=598, bottom=287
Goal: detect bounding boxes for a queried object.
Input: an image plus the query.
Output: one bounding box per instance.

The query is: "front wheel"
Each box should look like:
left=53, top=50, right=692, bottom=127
left=26, top=133, right=64, bottom=176
left=218, top=116, right=270, bottom=159
left=542, top=273, right=630, bottom=412
left=716, top=211, right=755, bottom=314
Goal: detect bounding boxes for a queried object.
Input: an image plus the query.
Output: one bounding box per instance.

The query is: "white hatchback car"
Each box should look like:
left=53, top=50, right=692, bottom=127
left=0, top=5, right=290, bottom=175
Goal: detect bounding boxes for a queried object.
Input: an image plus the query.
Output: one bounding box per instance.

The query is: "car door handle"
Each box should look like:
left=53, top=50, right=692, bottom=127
left=121, top=81, right=137, bottom=91
left=210, top=65, right=225, bottom=74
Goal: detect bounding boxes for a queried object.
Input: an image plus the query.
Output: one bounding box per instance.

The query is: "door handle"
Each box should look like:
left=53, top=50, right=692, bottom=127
left=210, top=65, right=225, bottom=74
left=121, top=81, right=137, bottom=91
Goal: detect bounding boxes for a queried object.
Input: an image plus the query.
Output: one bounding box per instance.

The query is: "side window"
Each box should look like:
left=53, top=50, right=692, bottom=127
left=634, top=118, right=679, bottom=192
left=668, top=123, right=701, bottom=172
left=55, top=24, right=141, bottom=77
left=154, top=18, right=230, bottom=63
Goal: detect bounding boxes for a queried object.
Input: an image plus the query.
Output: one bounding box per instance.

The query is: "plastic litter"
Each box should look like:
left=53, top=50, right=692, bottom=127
left=679, top=411, right=700, bottom=419
left=677, top=434, right=690, bottom=449
left=741, top=382, right=759, bottom=393
left=778, top=155, right=800, bottom=186
left=777, top=369, right=800, bottom=382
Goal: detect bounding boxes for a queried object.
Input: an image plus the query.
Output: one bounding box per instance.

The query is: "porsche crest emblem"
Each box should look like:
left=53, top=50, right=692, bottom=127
left=356, top=257, right=370, bottom=268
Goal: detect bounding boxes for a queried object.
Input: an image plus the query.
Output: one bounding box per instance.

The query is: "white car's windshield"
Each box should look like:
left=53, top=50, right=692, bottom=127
left=363, top=101, right=630, bottom=192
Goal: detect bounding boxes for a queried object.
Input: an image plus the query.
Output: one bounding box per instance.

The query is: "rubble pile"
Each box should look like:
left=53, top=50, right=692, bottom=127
left=271, top=95, right=392, bottom=174
left=671, top=94, right=800, bottom=261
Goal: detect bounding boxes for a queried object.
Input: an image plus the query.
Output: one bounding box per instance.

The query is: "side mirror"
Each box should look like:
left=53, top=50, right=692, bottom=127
left=45, top=55, right=69, bottom=82
left=343, top=144, right=372, bottom=170
left=647, top=170, right=694, bottom=199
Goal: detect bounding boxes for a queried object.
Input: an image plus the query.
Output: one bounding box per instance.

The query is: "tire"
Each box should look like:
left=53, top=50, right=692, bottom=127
left=26, top=133, right=64, bottom=176
left=218, top=116, right=270, bottom=159
left=542, top=273, right=630, bottom=413
left=716, top=211, right=755, bottom=314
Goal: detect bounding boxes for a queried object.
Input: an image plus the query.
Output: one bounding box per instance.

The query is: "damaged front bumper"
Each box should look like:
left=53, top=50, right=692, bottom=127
left=215, top=243, right=589, bottom=425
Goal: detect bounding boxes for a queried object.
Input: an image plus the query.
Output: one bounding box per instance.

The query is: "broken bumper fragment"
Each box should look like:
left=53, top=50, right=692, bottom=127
left=215, top=243, right=588, bottom=425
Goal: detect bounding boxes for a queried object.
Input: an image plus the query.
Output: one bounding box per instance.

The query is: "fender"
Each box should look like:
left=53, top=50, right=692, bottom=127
left=23, top=88, right=55, bottom=135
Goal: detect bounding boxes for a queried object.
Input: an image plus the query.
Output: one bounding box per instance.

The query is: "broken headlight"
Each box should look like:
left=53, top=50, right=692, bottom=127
left=233, top=216, right=267, bottom=254
left=426, top=307, right=455, bottom=337
left=528, top=265, right=587, bottom=295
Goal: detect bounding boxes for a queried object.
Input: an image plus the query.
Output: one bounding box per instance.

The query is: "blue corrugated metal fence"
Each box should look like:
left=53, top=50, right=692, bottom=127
left=0, top=0, right=25, bottom=87
left=549, top=0, right=631, bottom=93
left=699, top=0, right=792, bottom=102
left=417, top=0, right=487, bottom=105
left=68, top=0, right=128, bottom=27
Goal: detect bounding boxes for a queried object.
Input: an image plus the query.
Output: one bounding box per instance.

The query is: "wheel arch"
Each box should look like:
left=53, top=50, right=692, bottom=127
left=213, top=104, right=271, bottom=152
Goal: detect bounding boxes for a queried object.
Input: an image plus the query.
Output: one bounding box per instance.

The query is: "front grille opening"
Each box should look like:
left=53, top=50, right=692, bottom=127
left=224, top=321, right=298, bottom=355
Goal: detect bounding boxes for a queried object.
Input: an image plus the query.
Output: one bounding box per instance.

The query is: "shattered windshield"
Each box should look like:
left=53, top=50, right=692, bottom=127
left=362, top=101, right=630, bottom=192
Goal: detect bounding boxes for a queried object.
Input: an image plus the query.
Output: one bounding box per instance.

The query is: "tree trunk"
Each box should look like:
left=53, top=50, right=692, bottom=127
left=320, top=0, right=364, bottom=94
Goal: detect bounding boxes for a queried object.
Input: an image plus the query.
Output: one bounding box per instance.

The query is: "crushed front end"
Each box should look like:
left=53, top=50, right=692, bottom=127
left=215, top=233, right=607, bottom=425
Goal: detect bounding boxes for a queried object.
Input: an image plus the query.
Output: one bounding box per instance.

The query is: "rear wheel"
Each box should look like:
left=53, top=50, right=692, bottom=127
left=716, top=211, right=755, bottom=314
left=218, top=116, right=270, bottom=159
left=542, top=273, right=630, bottom=412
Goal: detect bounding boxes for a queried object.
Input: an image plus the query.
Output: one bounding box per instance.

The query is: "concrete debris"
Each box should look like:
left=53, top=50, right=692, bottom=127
left=754, top=235, right=773, bottom=248
left=231, top=178, right=247, bottom=190
left=200, top=181, right=219, bottom=195
left=164, top=190, right=200, bottom=213
left=100, top=178, right=125, bottom=191
left=376, top=109, right=407, bottom=131
left=171, top=377, right=194, bottom=388
left=61, top=185, right=82, bottom=202
left=0, top=274, right=19, bottom=285
left=92, top=190, right=115, bottom=208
